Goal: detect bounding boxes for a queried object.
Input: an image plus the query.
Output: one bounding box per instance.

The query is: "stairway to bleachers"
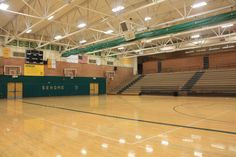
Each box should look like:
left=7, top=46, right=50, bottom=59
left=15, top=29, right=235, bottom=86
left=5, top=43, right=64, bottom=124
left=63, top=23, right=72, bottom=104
left=181, top=71, right=205, bottom=91
left=108, top=75, right=142, bottom=94
left=192, top=69, right=236, bottom=94
left=122, top=71, right=196, bottom=95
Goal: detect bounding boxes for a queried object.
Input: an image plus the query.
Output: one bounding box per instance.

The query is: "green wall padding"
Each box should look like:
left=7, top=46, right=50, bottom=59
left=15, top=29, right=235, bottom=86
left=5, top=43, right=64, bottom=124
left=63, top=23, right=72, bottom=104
left=0, top=76, right=106, bottom=98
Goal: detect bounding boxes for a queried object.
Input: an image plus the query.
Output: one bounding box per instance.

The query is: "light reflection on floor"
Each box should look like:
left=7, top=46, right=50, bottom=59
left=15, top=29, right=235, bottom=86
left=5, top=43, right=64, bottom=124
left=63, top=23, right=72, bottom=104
left=0, top=95, right=236, bottom=157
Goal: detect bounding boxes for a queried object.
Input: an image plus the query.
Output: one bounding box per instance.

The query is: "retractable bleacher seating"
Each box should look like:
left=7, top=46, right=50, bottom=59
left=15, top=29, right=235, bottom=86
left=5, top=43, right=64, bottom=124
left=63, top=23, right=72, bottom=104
left=192, top=69, right=236, bottom=94
left=108, top=75, right=142, bottom=94
left=122, top=71, right=195, bottom=95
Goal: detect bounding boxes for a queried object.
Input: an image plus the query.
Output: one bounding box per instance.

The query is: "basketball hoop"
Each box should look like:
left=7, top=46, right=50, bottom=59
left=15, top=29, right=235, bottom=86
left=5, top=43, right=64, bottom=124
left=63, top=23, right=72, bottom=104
left=64, top=68, right=77, bottom=79
left=4, top=65, right=22, bottom=77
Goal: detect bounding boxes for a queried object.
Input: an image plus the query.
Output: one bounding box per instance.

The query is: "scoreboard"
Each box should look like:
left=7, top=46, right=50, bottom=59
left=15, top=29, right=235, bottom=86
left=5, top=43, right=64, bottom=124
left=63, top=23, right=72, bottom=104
left=25, top=50, right=43, bottom=64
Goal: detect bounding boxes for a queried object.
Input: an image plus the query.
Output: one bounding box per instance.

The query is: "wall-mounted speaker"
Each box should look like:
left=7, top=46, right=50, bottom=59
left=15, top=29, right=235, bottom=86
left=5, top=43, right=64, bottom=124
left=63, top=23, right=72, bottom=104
left=120, top=21, right=129, bottom=32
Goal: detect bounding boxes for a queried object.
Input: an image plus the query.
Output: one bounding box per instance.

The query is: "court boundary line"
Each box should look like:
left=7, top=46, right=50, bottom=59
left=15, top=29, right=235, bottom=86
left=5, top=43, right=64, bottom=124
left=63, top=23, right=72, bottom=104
left=173, top=103, right=236, bottom=124
left=22, top=101, right=236, bottom=136
left=133, top=108, right=231, bottom=144
left=0, top=101, right=233, bottom=148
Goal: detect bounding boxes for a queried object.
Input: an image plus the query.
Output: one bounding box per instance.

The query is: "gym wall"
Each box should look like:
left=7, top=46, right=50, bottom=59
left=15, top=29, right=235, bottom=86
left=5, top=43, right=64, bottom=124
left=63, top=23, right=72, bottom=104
left=0, top=56, right=134, bottom=98
left=162, top=55, right=203, bottom=72
left=209, top=52, right=236, bottom=69
left=143, top=61, right=158, bottom=74
left=0, top=75, right=106, bottom=99
left=142, top=51, right=236, bottom=74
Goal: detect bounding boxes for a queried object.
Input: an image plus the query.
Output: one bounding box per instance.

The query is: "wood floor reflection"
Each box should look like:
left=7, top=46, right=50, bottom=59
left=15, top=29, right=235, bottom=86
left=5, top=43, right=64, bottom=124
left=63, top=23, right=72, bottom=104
left=0, top=95, right=236, bottom=157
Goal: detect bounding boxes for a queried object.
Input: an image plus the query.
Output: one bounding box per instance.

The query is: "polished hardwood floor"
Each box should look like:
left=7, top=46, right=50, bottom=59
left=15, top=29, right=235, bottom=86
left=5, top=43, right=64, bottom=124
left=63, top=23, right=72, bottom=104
left=0, top=95, right=236, bottom=157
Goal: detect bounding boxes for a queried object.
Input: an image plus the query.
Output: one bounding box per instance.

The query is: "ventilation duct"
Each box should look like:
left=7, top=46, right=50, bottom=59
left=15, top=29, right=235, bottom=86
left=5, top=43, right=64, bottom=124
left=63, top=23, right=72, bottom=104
left=62, top=10, right=236, bottom=57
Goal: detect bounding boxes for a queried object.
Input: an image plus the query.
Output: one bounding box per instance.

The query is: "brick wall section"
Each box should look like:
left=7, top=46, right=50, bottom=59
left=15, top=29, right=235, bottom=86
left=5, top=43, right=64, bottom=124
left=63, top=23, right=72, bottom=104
left=44, top=61, right=78, bottom=76
left=45, top=63, right=134, bottom=91
left=45, top=62, right=134, bottom=91
left=162, top=56, right=203, bottom=72
left=78, top=64, right=112, bottom=77
left=209, top=51, right=236, bottom=69
left=44, top=62, right=132, bottom=78
left=2, top=58, right=134, bottom=92
left=106, top=67, right=134, bottom=91
left=143, top=61, right=158, bottom=74
left=3, top=57, right=25, bottom=75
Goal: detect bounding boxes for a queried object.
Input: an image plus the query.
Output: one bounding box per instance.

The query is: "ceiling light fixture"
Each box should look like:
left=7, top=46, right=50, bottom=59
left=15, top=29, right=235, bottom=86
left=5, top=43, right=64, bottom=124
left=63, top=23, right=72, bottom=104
left=194, top=151, right=202, bottom=157
left=101, top=143, right=108, bottom=149
left=48, top=16, right=54, bottom=20
left=78, top=23, right=87, bottom=28
left=153, top=0, right=166, bottom=3
left=119, top=138, right=126, bottom=144
left=0, top=3, right=9, bottom=10
left=134, top=49, right=142, bottom=52
left=118, top=47, right=125, bottom=50
left=54, top=35, right=62, bottom=40
left=222, top=45, right=235, bottom=49
left=145, top=145, right=153, bottom=153
left=160, top=46, right=175, bottom=51
left=191, top=2, right=207, bottom=8
left=191, top=34, right=200, bottom=39
left=26, top=29, right=32, bottom=34
left=193, top=40, right=203, bottom=45
left=128, top=152, right=136, bottom=157
left=135, top=135, right=142, bottom=140
left=144, top=39, right=152, bottom=43
left=209, top=47, right=220, bottom=51
left=112, top=6, right=124, bottom=13
left=80, top=40, right=87, bottom=44
left=161, top=140, right=169, bottom=146
left=221, top=23, right=234, bottom=28
left=144, top=17, right=152, bottom=21
left=104, top=30, right=114, bottom=34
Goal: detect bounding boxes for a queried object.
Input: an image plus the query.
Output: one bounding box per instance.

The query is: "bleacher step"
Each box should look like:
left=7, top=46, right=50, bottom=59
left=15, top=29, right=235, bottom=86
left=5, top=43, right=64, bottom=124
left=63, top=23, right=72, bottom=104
left=119, top=75, right=143, bottom=94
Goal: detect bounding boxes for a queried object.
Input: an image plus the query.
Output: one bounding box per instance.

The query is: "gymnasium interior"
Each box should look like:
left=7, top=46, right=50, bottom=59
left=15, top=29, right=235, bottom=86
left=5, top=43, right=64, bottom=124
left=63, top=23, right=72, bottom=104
left=0, top=0, right=236, bottom=157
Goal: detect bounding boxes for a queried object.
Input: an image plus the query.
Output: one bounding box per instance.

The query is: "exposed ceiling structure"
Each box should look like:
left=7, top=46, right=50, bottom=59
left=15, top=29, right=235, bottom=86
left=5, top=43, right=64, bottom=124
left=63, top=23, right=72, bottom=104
left=0, top=0, right=236, bottom=58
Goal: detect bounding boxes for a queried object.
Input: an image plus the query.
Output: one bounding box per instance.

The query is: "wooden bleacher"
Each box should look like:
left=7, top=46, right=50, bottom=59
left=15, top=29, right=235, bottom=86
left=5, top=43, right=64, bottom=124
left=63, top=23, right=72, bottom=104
left=122, top=71, right=195, bottom=95
left=108, top=75, right=142, bottom=94
left=192, top=69, right=236, bottom=94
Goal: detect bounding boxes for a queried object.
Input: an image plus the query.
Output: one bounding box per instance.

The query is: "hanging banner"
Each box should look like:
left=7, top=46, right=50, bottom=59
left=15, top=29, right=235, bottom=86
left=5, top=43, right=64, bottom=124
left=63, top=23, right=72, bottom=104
left=24, top=64, right=44, bottom=76
left=2, top=47, right=11, bottom=58
left=66, top=55, right=78, bottom=63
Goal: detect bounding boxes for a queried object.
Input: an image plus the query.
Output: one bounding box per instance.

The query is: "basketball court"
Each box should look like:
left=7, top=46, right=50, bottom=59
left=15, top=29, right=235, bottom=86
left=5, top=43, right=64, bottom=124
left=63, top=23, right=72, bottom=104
left=1, top=96, right=236, bottom=156
left=0, top=0, right=236, bottom=157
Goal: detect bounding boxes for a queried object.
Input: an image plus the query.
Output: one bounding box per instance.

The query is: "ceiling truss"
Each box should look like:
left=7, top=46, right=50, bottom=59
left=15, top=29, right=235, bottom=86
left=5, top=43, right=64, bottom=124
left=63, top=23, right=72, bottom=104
left=0, top=0, right=235, bottom=56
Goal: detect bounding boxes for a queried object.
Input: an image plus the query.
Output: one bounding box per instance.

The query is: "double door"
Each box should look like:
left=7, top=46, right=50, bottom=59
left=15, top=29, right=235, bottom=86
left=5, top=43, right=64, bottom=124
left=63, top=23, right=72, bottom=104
left=7, top=82, right=23, bottom=99
left=90, top=83, right=99, bottom=95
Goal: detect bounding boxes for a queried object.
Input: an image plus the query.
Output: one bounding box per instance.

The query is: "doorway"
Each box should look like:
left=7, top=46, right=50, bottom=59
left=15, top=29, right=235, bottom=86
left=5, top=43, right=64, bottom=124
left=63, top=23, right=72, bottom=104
left=203, top=55, right=209, bottom=69
left=7, top=82, right=23, bottom=99
left=138, top=63, right=143, bottom=75
left=90, top=83, right=99, bottom=95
